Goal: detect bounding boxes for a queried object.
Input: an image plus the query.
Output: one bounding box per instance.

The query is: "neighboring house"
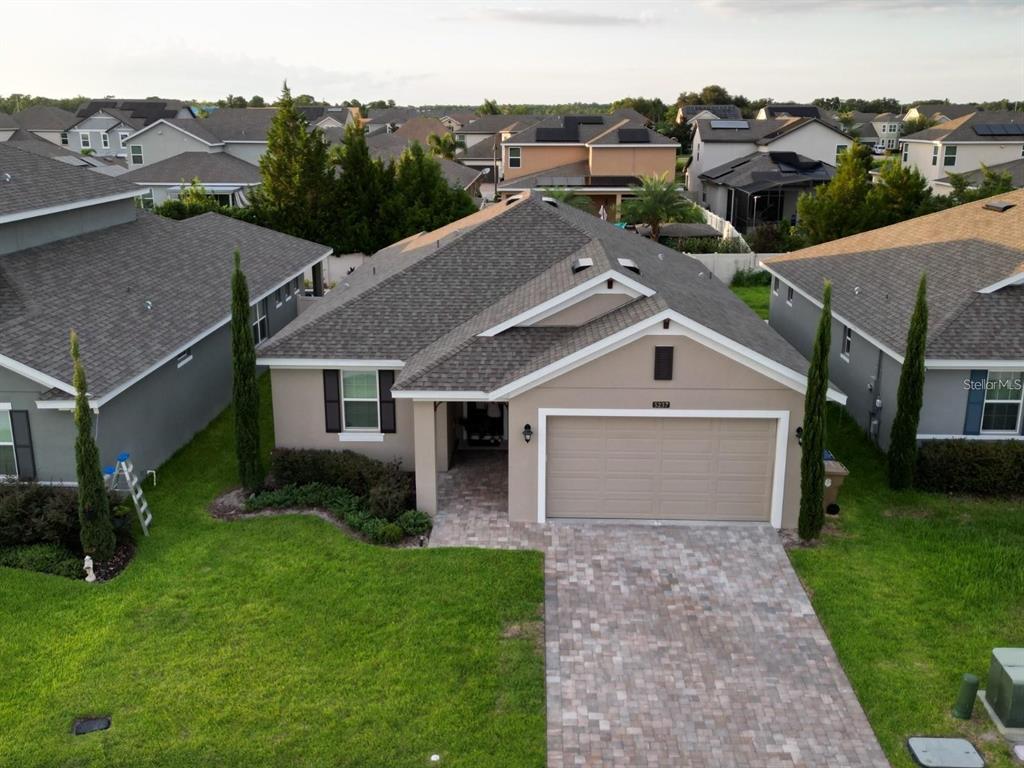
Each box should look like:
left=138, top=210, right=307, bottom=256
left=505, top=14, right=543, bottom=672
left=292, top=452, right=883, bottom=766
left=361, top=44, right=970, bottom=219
left=934, top=157, right=1024, bottom=195
left=439, top=112, right=477, bottom=132
left=68, top=99, right=195, bottom=158
left=10, top=105, right=76, bottom=146
left=498, top=115, right=678, bottom=219
left=123, top=108, right=278, bottom=167
left=3, top=131, right=128, bottom=175
left=675, top=104, right=743, bottom=125
left=903, top=103, right=979, bottom=124
left=687, top=117, right=852, bottom=198
left=455, top=114, right=541, bottom=151
left=843, top=111, right=902, bottom=151
left=364, top=107, right=423, bottom=134
left=899, top=110, right=1024, bottom=192
left=699, top=151, right=835, bottom=231
left=120, top=151, right=263, bottom=208
left=257, top=190, right=844, bottom=528
left=756, top=104, right=830, bottom=120
left=761, top=190, right=1024, bottom=449
left=0, top=112, right=19, bottom=142
left=297, top=105, right=358, bottom=130
left=365, top=126, right=484, bottom=197
left=0, top=142, right=330, bottom=483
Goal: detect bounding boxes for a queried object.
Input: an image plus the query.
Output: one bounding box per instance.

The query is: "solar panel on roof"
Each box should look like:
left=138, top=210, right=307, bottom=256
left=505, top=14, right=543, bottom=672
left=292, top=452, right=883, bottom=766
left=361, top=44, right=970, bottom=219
left=617, top=128, right=650, bottom=143
left=709, top=120, right=749, bottom=129
left=973, top=123, right=1024, bottom=136
left=536, top=127, right=577, bottom=142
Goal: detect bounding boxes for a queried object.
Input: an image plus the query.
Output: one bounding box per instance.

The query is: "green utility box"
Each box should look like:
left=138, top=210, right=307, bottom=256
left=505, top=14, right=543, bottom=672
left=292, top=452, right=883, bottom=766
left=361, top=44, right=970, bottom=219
left=986, top=647, right=1024, bottom=728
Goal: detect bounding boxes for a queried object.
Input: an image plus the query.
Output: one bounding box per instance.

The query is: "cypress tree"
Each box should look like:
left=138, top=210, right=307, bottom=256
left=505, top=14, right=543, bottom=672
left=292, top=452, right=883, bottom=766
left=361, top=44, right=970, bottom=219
left=231, top=250, right=262, bottom=492
left=71, top=331, right=116, bottom=560
left=888, top=274, right=928, bottom=489
left=799, top=281, right=832, bottom=541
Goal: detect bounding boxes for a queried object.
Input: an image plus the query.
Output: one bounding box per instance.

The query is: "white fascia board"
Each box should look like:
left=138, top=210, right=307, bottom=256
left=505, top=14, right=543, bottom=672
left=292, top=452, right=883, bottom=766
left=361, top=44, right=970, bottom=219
left=501, top=186, right=638, bottom=194
left=125, top=119, right=224, bottom=147
left=978, top=272, right=1024, bottom=294
left=924, top=359, right=1024, bottom=370
left=478, top=271, right=654, bottom=337
left=587, top=144, right=679, bottom=148
left=758, top=263, right=907, bottom=365
left=917, top=433, right=1024, bottom=441
left=504, top=142, right=585, bottom=147
left=0, top=190, right=144, bottom=225
left=85, top=250, right=332, bottom=407
left=0, top=354, right=75, bottom=395
left=35, top=399, right=98, bottom=411
left=391, top=390, right=489, bottom=401
left=224, top=140, right=269, bottom=145
left=257, top=358, right=405, bottom=369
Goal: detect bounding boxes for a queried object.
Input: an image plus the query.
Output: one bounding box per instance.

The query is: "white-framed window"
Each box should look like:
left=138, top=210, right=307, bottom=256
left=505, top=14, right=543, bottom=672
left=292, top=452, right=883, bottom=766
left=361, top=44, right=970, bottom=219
left=931, top=145, right=938, bottom=166
left=251, top=298, right=269, bottom=344
left=772, top=276, right=780, bottom=295
left=943, top=145, right=957, bottom=167
left=293, top=276, right=302, bottom=294
left=129, top=144, right=143, bottom=166
left=981, top=371, right=1023, bottom=434
left=80, top=132, right=91, bottom=149
left=508, top=146, right=521, bottom=169
left=0, top=409, right=17, bottom=478
left=835, top=144, right=847, bottom=164
left=101, top=133, right=110, bottom=149
left=901, top=143, right=908, bottom=163
left=841, top=326, right=853, bottom=360
left=60, top=131, right=69, bottom=146
left=274, top=286, right=283, bottom=307
left=341, top=370, right=379, bottom=431
left=119, top=131, right=130, bottom=148
left=213, top=193, right=232, bottom=207
left=137, top=190, right=154, bottom=211
left=786, top=286, right=794, bottom=306
left=176, top=348, right=193, bottom=368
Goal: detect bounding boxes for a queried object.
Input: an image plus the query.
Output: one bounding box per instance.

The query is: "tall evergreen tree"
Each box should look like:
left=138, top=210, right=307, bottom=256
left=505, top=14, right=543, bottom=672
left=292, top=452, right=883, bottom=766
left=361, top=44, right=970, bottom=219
left=231, top=250, right=262, bottom=493
left=888, top=274, right=928, bottom=489
left=70, top=331, right=115, bottom=559
left=866, top=159, right=937, bottom=226
left=331, top=122, right=391, bottom=254
left=796, top=143, right=874, bottom=245
left=799, top=281, right=832, bottom=541
left=383, top=142, right=477, bottom=243
left=477, top=98, right=500, bottom=115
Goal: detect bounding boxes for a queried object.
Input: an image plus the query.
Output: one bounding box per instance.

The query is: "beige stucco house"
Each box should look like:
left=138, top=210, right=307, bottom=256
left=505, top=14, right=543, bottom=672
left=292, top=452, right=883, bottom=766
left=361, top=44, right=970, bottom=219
left=258, top=192, right=843, bottom=528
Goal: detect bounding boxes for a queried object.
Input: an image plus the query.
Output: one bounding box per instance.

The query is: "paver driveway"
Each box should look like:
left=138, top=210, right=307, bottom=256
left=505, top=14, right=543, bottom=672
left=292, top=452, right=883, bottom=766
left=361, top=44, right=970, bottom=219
left=431, top=452, right=889, bottom=767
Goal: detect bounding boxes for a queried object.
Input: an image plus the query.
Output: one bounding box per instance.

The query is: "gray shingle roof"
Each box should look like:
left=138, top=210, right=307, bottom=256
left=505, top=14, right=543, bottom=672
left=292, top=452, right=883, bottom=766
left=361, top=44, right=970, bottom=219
left=508, top=115, right=674, bottom=145
left=761, top=104, right=826, bottom=119
left=0, top=112, right=19, bottom=130
left=911, top=103, right=979, bottom=122
left=259, top=192, right=812, bottom=393
left=75, top=99, right=192, bottom=124
left=0, top=143, right=139, bottom=220
left=120, top=151, right=262, bottom=184
left=699, top=151, right=835, bottom=194
left=201, top=108, right=277, bottom=141
left=459, top=134, right=502, bottom=160
left=0, top=210, right=330, bottom=398
left=459, top=115, right=541, bottom=134
left=762, top=189, right=1024, bottom=360
left=12, top=105, right=76, bottom=131
left=902, top=110, right=1024, bottom=143
left=681, top=104, right=743, bottom=121
left=147, top=117, right=224, bottom=145
left=695, top=117, right=846, bottom=144
left=936, top=157, right=1024, bottom=189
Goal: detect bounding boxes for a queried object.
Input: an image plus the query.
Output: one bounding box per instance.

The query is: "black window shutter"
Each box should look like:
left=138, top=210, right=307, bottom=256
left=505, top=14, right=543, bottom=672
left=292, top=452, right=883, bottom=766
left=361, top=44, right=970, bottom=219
left=10, top=410, right=36, bottom=481
left=653, top=346, right=674, bottom=381
left=379, top=371, right=396, bottom=434
left=962, top=369, right=987, bottom=436
left=323, top=370, right=341, bottom=433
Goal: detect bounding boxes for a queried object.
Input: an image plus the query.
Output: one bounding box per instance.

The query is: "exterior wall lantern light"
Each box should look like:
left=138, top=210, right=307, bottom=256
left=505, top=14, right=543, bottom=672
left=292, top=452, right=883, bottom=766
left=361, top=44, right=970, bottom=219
left=795, top=426, right=804, bottom=446
left=522, top=424, right=533, bottom=443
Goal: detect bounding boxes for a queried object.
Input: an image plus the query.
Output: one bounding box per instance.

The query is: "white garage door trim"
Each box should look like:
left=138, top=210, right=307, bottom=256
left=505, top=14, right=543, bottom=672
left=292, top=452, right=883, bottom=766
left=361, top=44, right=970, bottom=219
left=536, top=408, right=790, bottom=528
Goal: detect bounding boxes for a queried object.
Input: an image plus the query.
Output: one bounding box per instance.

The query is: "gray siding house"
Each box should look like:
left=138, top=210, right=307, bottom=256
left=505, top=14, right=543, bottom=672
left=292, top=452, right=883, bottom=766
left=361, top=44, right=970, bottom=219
left=0, top=143, right=330, bottom=484
left=762, top=190, right=1024, bottom=449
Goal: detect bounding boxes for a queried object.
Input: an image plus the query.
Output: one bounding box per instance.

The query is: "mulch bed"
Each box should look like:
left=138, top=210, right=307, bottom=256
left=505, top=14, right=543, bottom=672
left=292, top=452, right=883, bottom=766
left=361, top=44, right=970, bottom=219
left=92, top=538, right=136, bottom=582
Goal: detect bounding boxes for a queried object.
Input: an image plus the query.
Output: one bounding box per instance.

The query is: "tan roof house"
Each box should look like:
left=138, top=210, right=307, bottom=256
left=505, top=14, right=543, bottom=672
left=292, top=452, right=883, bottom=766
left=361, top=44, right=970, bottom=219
left=257, top=191, right=845, bottom=528
left=498, top=115, right=678, bottom=219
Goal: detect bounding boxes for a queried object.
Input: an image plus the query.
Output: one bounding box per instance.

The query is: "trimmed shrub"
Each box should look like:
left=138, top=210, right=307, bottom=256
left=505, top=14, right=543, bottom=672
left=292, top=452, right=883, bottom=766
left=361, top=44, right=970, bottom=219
left=368, top=463, right=413, bottom=522
left=246, top=483, right=341, bottom=511
left=360, top=517, right=386, bottom=543
left=269, top=449, right=393, bottom=497
left=730, top=267, right=772, bottom=288
left=0, top=483, right=121, bottom=553
left=0, top=543, right=83, bottom=579
left=397, top=510, right=433, bottom=537
left=375, top=522, right=404, bottom=546
left=916, top=440, right=1024, bottom=497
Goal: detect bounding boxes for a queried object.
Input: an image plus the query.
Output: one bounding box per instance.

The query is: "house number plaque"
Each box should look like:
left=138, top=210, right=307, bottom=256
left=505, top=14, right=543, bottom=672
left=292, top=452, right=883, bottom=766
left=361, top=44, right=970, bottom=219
left=652, top=401, right=670, bottom=409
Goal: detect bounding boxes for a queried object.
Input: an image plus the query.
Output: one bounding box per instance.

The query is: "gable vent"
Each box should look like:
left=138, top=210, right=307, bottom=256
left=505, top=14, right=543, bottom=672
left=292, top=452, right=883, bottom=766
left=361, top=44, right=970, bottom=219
left=983, top=200, right=1015, bottom=213
left=571, top=256, right=594, bottom=274
left=617, top=257, right=641, bottom=275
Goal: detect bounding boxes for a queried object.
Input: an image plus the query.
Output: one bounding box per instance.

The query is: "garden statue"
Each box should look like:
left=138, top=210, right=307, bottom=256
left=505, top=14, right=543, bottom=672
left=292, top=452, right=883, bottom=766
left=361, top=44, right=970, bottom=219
left=83, top=556, right=96, bottom=583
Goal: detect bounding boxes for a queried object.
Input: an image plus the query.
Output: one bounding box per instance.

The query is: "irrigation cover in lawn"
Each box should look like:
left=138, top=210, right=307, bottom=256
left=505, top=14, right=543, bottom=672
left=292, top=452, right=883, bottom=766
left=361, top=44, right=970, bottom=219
left=907, top=737, right=985, bottom=768
left=72, top=717, right=111, bottom=736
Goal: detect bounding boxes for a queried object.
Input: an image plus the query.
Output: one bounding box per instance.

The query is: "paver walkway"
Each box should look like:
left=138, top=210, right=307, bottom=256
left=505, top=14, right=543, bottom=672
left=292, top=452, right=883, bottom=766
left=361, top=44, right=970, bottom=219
left=432, top=451, right=889, bottom=767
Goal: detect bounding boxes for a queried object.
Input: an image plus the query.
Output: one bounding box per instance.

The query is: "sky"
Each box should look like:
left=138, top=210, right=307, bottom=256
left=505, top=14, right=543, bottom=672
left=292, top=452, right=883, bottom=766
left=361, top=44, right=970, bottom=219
left=4, top=0, right=1023, bottom=106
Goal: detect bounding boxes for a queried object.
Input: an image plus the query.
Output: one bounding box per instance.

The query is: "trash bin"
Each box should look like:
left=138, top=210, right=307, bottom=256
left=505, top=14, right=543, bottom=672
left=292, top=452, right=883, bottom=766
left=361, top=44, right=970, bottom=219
left=823, top=449, right=849, bottom=516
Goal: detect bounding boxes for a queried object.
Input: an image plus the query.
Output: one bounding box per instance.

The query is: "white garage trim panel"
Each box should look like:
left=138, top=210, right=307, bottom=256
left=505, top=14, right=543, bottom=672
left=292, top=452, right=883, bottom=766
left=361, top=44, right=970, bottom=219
left=536, top=409, right=790, bottom=528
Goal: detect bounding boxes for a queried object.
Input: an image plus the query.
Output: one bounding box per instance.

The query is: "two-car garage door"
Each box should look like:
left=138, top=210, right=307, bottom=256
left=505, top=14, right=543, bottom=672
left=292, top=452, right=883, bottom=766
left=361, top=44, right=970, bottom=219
left=545, top=415, right=776, bottom=522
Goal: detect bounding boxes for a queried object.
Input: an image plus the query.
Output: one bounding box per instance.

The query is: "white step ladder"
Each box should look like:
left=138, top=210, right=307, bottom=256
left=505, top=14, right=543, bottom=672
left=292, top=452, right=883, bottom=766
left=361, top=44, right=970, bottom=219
left=105, top=452, right=152, bottom=536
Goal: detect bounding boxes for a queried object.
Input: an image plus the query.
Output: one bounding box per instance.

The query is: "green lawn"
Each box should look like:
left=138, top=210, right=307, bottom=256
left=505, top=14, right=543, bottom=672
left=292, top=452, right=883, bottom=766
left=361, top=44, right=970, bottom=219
left=791, top=407, right=1024, bottom=767
left=730, top=284, right=770, bottom=319
left=0, top=377, right=545, bottom=768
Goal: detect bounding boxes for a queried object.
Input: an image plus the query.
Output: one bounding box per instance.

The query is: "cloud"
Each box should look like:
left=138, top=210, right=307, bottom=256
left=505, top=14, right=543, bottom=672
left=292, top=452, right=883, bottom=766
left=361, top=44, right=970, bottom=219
left=446, top=5, right=658, bottom=27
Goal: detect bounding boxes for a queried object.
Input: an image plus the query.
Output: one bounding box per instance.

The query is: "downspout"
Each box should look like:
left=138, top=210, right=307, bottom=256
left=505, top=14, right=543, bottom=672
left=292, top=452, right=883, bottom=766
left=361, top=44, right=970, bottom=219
left=869, top=348, right=883, bottom=445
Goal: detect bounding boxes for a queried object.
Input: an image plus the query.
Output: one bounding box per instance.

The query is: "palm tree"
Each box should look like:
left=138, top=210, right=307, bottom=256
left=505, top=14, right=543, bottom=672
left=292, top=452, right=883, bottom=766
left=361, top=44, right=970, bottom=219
left=620, top=172, right=699, bottom=239
left=426, top=132, right=465, bottom=160
left=478, top=99, right=500, bottom=116
left=542, top=187, right=592, bottom=213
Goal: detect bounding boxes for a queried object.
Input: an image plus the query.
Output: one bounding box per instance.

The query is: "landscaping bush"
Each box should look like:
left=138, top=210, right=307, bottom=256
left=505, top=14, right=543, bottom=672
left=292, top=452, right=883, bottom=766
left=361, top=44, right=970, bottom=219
left=376, top=522, right=404, bottom=546
left=916, top=440, right=1024, bottom=496
left=667, top=236, right=748, bottom=254
left=269, top=448, right=393, bottom=497
left=398, top=510, right=433, bottom=537
left=368, top=462, right=413, bottom=522
left=730, top=267, right=772, bottom=288
left=246, top=483, right=343, bottom=511
left=0, top=543, right=83, bottom=579
left=0, top=483, right=120, bottom=553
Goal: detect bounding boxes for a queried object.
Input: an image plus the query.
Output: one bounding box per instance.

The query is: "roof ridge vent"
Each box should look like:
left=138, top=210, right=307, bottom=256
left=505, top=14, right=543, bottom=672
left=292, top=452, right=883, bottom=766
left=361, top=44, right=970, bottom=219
left=982, top=200, right=1015, bottom=213
left=541, top=196, right=559, bottom=207
left=617, top=257, right=641, bottom=275
left=571, top=256, right=594, bottom=274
